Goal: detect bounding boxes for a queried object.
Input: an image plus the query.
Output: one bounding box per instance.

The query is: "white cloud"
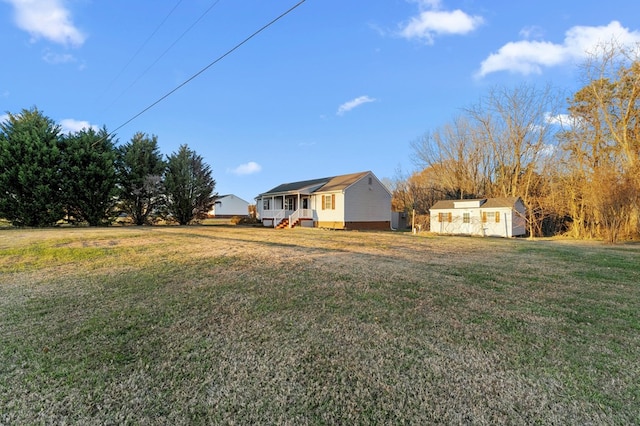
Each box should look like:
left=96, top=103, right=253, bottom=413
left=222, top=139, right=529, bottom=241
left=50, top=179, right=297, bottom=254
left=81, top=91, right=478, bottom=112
left=60, top=119, right=98, bottom=134
left=519, top=25, right=544, bottom=40
left=545, top=112, right=587, bottom=130
left=229, top=161, right=262, bottom=176
left=337, top=95, right=376, bottom=116
left=539, top=143, right=558, bottom=157
left=42, top=50, right=76, bottom=64
left=5, top=0, right=86, bottom=47
left=545, top=113, right=570, bottom=126
left=478, top=41, right=566, bottom=76
left=399, top=1, right=483, bottom=44
left=478, top=21, right=640, bottom=77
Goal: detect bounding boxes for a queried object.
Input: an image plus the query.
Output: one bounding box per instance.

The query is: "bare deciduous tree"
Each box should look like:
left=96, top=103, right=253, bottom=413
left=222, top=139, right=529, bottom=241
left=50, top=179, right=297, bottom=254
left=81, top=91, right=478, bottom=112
left=561, top=41, right=640, bottom=241
left=411, top=116, right=491, bottom=200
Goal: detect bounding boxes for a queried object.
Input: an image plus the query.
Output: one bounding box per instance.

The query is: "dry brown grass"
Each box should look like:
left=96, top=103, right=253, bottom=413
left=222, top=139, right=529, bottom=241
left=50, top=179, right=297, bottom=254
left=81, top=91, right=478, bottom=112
left=1, top=226, right=639, bottom=424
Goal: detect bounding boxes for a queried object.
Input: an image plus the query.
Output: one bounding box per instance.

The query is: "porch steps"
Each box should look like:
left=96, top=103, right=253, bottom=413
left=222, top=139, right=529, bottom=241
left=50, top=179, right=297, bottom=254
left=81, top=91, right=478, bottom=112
left=275, top=218, right=300, bottom=229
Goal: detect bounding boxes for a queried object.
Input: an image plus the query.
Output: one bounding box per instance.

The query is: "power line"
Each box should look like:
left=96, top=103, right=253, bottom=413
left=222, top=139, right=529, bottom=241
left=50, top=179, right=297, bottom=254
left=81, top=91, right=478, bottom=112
left=102, top=0, right=184, bottom=99
left=108, top=0, right=306, bottom=138
left=105, top=0, right=222, bottom=112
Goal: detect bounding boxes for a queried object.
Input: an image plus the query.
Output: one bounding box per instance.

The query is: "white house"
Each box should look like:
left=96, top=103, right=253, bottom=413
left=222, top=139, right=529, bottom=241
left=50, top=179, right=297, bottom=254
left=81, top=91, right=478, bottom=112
left=256, top=171, right=392, bottom=230
left=429, top=197, right=526, bottom=237
left=208, top=194, right=249, bottom=218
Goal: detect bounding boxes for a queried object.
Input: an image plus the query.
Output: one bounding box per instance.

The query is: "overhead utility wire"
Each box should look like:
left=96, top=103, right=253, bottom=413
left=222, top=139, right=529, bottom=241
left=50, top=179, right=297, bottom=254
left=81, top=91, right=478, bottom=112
left=108, top=0, right=306, bottom=138
left=102, top=0, right=184, bottom=98
left=106, top=0, right=222, bottom=111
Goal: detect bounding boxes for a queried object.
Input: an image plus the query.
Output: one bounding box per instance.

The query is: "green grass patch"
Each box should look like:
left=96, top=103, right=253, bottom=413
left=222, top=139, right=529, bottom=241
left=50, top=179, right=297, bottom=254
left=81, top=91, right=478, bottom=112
left=1, top=228, right=639, bottom=424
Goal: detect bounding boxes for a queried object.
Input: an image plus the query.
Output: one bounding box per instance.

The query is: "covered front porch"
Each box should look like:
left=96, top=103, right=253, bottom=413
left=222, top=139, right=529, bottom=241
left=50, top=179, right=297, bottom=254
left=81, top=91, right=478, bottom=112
left=258, top=192, right=314, bottom=228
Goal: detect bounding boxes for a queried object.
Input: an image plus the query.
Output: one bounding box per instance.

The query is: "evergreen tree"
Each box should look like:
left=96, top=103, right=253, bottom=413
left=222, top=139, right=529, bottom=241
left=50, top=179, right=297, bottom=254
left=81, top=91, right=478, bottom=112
left=61, top=127, right=118, bottom=226
left=0, top=107, right=65, bottom=226
left=165, top=144, right=216, bottom=225
left=116, top=132, right=166, bottom=225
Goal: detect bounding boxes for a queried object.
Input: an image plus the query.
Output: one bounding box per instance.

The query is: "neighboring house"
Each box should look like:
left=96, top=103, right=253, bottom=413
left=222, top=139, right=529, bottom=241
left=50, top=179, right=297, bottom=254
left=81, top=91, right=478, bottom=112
left=208, top=194, right=249, bottom=218
left=429, top=197, right=526, bottom=237
left=256, top=171, right=391, bottom=230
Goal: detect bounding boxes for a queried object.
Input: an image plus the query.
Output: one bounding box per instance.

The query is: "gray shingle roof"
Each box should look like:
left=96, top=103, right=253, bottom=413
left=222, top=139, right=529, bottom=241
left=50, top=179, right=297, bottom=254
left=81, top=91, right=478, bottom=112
left=261, top=177, right=330, bottom=195
left=482, top=197, right=521, bottom=208
left=430, top=197, right=521, bottom=210
left=259, top=171, right=370, bottom=196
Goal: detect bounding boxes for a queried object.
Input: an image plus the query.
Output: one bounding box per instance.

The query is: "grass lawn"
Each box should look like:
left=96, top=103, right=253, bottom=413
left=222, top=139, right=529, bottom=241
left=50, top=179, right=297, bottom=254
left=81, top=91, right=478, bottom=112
left=1, top=226, right=639, bottom=424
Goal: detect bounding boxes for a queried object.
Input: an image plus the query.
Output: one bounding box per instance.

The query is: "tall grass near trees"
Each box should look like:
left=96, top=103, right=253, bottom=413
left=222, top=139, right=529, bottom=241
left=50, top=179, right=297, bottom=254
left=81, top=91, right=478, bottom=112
left=1, top=227, right=639, bottom=424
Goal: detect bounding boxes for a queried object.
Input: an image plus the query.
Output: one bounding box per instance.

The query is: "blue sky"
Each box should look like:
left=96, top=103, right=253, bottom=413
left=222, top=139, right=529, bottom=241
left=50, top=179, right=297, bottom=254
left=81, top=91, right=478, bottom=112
left=2, top=0, right=640, bottom=203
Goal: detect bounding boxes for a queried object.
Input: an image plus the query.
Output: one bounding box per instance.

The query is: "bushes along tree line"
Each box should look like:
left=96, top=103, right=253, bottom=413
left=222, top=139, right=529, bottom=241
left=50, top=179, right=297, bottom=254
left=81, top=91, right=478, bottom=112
left=393, top=42, right=640, bottom=243
left=0, top=109, right=216, bottom=226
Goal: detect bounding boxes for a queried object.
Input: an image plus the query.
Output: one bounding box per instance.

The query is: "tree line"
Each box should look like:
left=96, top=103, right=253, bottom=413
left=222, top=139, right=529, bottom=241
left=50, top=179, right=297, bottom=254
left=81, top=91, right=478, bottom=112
left=0, top=108, right=216, bottom=227
left=392, top=42, right=640, bottom=243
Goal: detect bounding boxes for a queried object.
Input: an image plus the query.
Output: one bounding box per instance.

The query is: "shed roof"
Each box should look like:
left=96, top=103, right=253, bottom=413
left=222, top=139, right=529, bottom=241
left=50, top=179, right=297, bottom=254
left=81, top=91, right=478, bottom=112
left=481, top=197, right=521, bottom=208
left=214, top=194, right=249, bottom=203
left=430, top=197, right=521, bottom=210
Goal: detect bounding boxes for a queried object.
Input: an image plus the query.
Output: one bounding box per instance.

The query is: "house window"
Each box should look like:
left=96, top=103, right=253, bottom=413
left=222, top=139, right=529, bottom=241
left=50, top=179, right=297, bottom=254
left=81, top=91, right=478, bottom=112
left=368, top=176, right=373, bottom=185
left=495, top=212, right=500, bottom=223
left=463, top=213, right=470, bottom=223
left=322, top=194, right=335, bottom=210
left=447, top=212, right=452, bottom=223
left=284, top=198, right=294, bottom=211
left=481, top=211, right=487, bottom=223
left=263, top=199, right=270, bottom=210
left=438, top=212, right=444, bottom=222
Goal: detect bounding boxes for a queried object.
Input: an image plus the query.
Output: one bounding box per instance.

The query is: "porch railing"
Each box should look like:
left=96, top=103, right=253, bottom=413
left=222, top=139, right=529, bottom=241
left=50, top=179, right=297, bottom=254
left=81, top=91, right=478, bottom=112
left=273, top=210, right=286, bottom=228
left=288, top=208, right=312, bottom=228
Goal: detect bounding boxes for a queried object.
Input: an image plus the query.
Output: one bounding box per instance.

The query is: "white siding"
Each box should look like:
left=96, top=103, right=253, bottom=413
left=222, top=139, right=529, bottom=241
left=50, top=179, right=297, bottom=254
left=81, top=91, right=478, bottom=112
left=430, top=200, right=526, bottom=237
left=344, top=173, right=391, bottom=222
left=313, top=192, right=345, bottom=222
left=453, top=200, right=483, bottom=209
left=211, top=195, right=249, bottom=216
left=430, top=209, right=485, bottom=235
left=479, top=208, right=513, bottom=237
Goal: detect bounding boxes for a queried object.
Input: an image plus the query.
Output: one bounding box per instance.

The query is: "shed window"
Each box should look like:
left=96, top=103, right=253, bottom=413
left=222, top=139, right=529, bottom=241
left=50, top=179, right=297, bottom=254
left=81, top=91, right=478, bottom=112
left=463, top=213, right=470, bottom=223
left=437, top=212, right=452, bottom=222
left=482, top=211, right=501, bottom=223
